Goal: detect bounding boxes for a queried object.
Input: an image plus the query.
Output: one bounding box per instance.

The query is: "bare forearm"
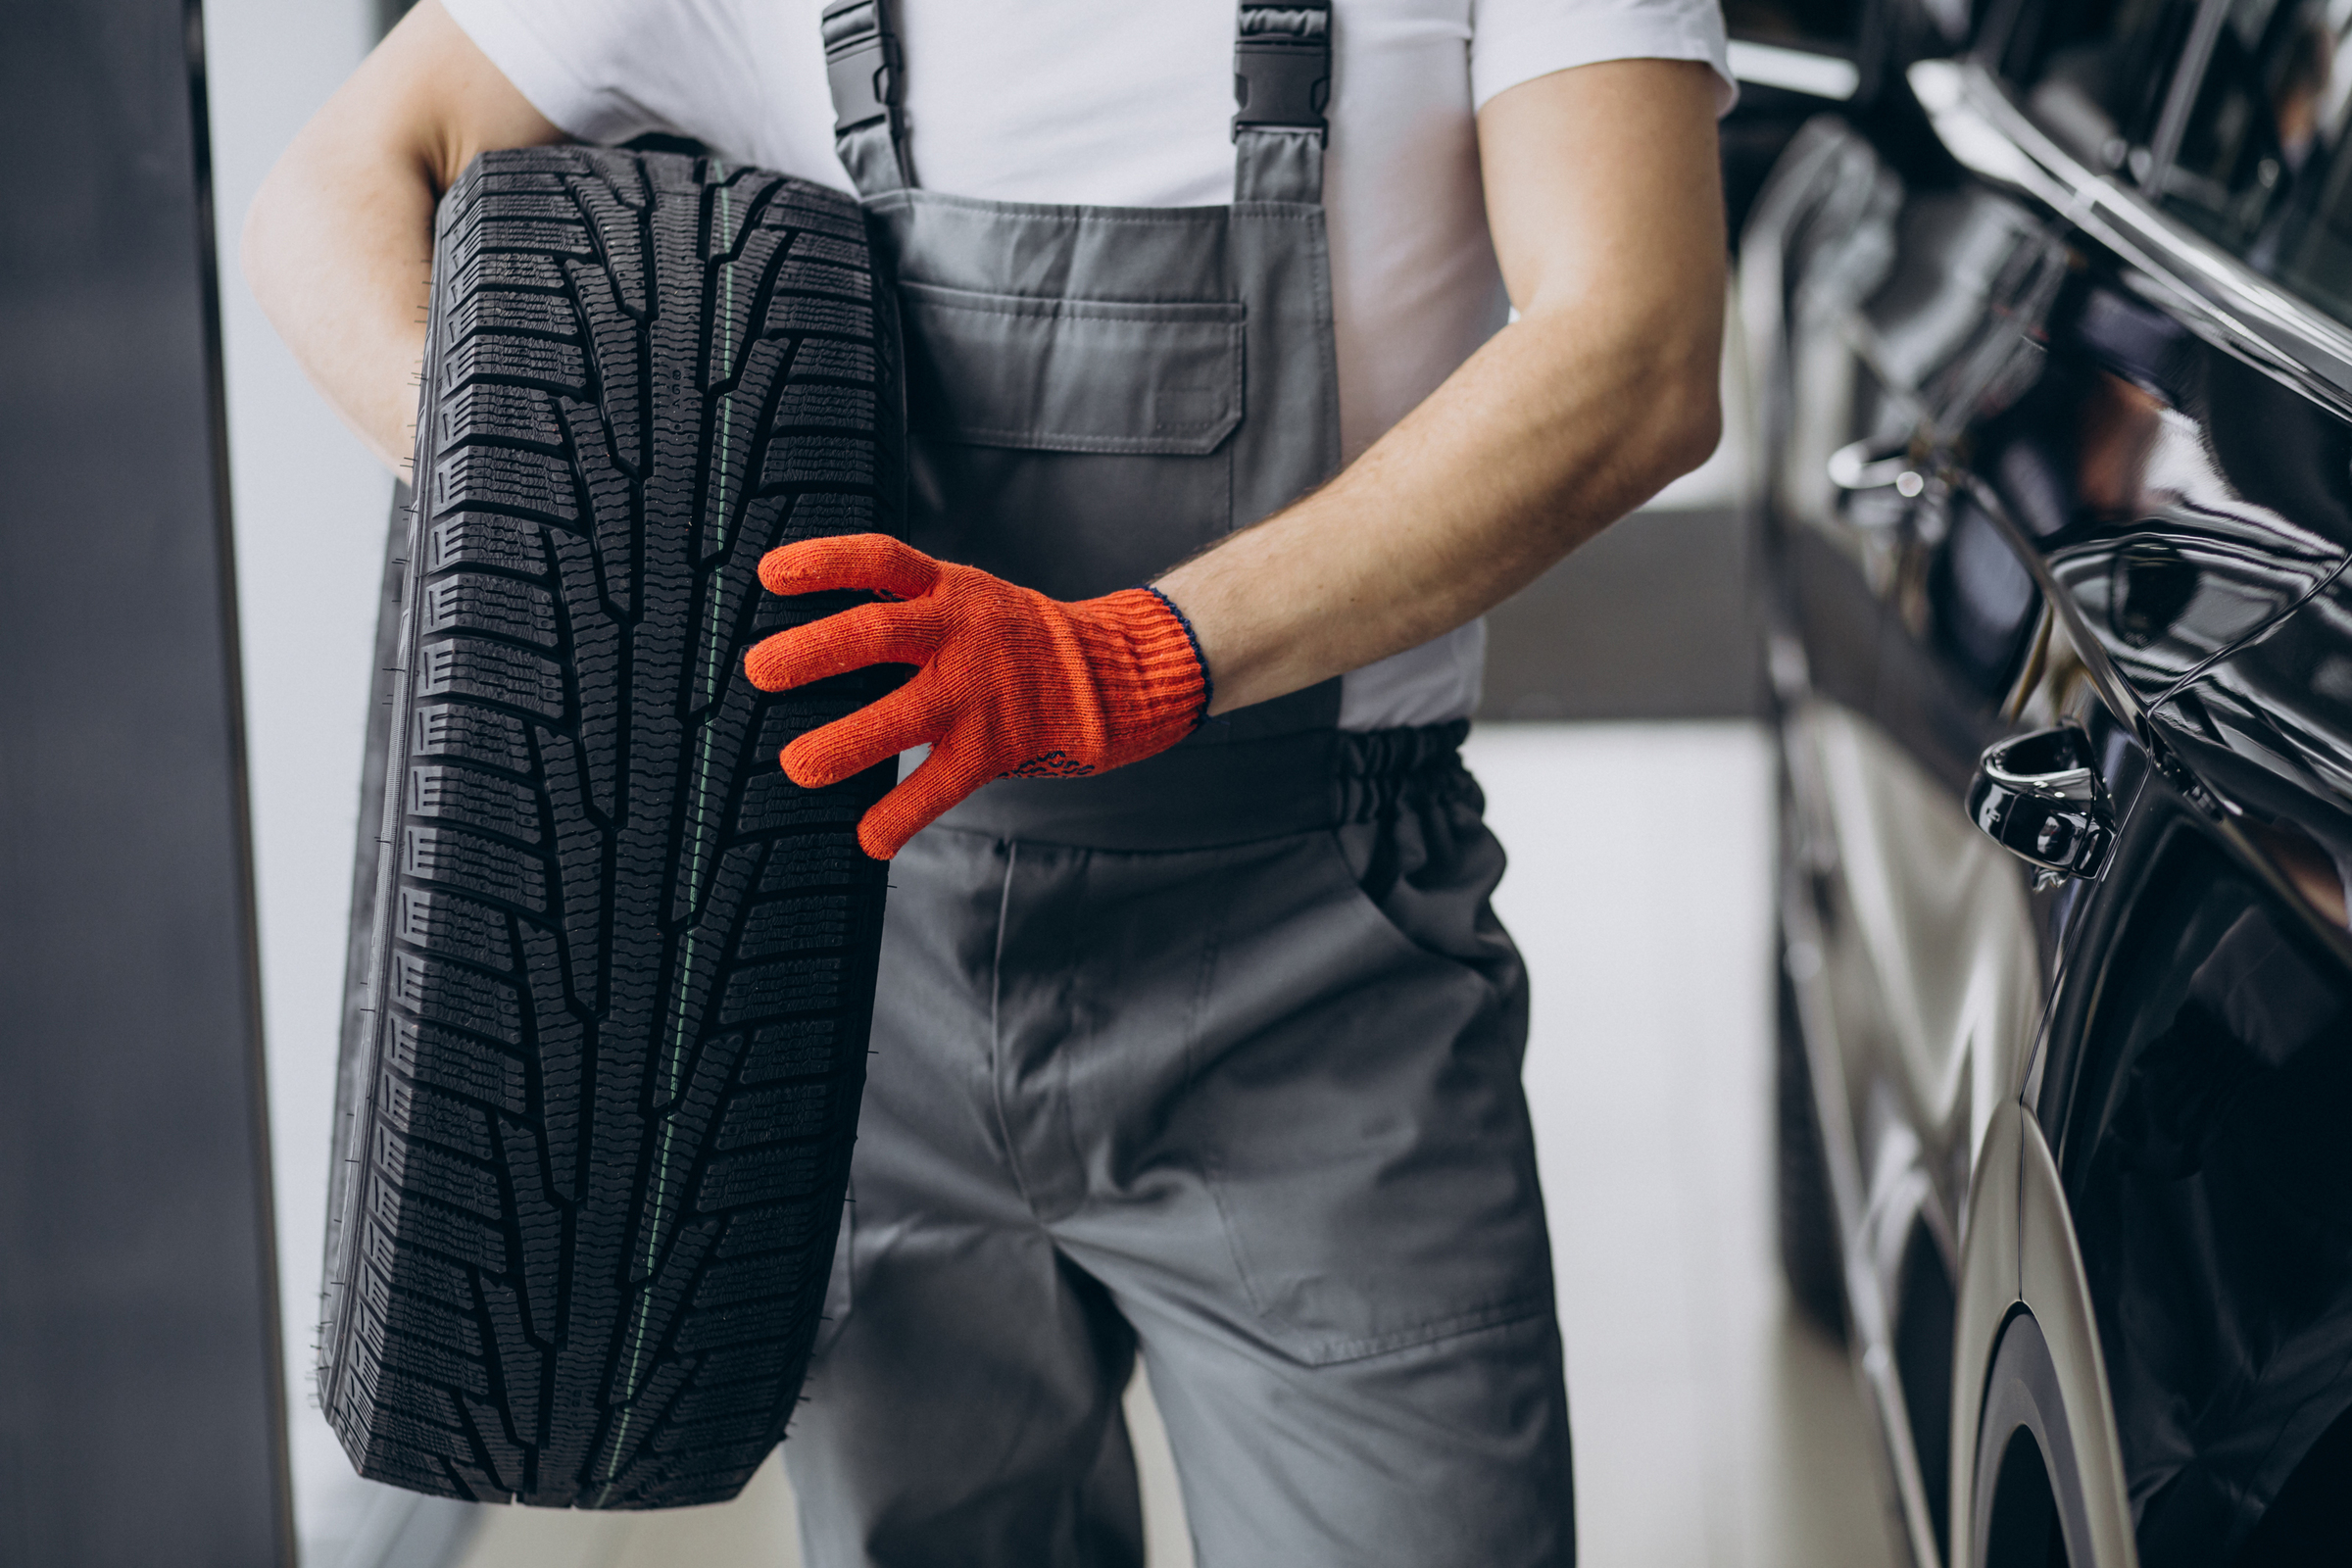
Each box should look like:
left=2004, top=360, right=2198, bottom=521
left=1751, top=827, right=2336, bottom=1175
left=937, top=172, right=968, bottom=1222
left=241, top=0, right=561, bottom=477
left=1155, top=58, right=1725, bottom=715
left=1157, top=281, right=1721, bottom=712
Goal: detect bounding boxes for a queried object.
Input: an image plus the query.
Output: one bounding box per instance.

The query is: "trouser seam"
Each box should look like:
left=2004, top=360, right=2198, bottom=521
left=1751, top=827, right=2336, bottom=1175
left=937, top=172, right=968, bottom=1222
left=987, top=837, right=1044, bottom=1216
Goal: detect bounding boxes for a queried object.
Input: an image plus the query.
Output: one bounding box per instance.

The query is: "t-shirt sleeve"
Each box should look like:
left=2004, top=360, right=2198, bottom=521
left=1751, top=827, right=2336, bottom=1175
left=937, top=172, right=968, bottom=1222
left=441, top=0, right=756, bottom=147
left=1469, top=0, right=1738, bottom=117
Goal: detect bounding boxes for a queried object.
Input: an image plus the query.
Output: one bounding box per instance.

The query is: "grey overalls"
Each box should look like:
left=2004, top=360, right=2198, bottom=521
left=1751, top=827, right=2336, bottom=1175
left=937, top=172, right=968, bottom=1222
left=787, top=5, right=1574, bottom=1562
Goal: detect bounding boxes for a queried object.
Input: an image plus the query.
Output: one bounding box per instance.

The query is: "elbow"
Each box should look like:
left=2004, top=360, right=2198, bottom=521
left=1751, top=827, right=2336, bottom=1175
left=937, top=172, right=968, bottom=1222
left=1662, top=368, right=1723, bottom=483
left=1642, top=347, right=1723, bottom=494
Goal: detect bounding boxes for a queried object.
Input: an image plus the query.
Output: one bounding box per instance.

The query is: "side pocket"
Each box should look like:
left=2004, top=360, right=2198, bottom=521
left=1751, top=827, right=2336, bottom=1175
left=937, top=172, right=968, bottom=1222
left=1189, top=827, right=1552, bottom=1366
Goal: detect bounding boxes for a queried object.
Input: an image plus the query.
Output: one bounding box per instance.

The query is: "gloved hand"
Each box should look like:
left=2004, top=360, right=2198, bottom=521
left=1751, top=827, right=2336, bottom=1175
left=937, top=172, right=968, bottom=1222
left=743, top=535, right=1210, bottom=858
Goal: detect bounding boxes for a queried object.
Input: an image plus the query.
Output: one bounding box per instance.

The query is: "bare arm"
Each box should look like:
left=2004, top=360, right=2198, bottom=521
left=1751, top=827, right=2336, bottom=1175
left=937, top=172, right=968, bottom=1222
left=242, top=0, right=564, bottom=478
left=1154, top=58, right=1726, bottom=714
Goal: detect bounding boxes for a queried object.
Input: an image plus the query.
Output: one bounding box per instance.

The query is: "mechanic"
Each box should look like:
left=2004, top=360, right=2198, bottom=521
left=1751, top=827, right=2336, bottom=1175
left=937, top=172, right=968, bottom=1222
left=246, top=0, right=1731, bottom=1560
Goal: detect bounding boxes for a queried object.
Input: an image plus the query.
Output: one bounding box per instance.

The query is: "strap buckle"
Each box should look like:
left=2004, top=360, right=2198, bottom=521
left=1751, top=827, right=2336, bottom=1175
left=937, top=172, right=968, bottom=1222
left=1232, top=4, right=1331, bottom=142
left=821, top=0, right=903, bottom=136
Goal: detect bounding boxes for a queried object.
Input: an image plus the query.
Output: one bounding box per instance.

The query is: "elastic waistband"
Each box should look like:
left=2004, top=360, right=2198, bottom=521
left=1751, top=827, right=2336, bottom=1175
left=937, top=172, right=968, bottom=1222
left=930, top=719, right=1472, bottom=852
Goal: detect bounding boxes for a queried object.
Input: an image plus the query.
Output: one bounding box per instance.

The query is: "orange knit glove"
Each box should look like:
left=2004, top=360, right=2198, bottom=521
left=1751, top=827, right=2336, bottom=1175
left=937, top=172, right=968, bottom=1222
left=743, top=535, right=1210, bottom=858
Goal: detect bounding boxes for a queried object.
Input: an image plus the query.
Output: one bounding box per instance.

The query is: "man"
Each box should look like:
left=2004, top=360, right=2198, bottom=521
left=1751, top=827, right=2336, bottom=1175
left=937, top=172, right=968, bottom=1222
left=246, top=1, right=1730, bottom=1560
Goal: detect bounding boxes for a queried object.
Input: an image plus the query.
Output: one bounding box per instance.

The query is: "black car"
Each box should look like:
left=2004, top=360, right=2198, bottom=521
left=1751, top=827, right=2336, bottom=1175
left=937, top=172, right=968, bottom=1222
left=1734, top=0, right=2352, bottom=1563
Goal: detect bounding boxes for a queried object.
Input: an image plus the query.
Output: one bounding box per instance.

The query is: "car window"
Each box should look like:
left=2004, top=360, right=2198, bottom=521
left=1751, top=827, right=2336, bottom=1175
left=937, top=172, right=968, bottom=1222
left=2159, top=0, right=2352, bottom=327
left=2062, top=834, right=2352, bottom=1566
left=1999, top=0, right=2203, bottom=171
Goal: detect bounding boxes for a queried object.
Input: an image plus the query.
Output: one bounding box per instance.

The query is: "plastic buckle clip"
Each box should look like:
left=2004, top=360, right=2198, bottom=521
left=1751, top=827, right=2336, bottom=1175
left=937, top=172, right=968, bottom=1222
left=1232, top=4, right=1331, bottom=142
left=821, top=0, right=902, bottom=135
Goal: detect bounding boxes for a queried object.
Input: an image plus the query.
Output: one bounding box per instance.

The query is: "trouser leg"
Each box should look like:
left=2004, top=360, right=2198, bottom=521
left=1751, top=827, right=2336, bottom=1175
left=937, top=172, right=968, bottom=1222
left=782, top=828, right=1144, bottom=1568
left=1122, top=1298, right=1575, bottom=1567
left=1039, top=776, right=1574, bottom=1564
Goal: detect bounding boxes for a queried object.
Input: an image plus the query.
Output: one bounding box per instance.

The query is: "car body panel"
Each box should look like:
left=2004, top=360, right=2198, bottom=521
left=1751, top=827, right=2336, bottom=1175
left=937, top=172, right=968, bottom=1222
left=2018, top=1111, right=2139, bottom=1568
left=1946, top=1097, right=2021, bottom=1568
left=1754, top=7, right=2352, bottom=1563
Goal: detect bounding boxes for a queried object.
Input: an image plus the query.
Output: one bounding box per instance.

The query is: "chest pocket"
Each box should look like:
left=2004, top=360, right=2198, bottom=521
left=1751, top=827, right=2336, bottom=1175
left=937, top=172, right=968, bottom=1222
left=900, top=281, right=1244, bottom=456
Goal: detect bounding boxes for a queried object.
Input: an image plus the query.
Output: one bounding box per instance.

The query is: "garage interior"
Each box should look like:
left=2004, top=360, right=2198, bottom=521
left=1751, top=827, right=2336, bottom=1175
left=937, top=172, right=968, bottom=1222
left=3, top=0, right=1907, bottom=1563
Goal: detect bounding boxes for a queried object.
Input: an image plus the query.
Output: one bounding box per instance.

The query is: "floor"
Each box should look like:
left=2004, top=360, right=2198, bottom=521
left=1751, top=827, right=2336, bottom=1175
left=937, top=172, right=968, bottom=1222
left=344, top=724, right=1907, bottom=1568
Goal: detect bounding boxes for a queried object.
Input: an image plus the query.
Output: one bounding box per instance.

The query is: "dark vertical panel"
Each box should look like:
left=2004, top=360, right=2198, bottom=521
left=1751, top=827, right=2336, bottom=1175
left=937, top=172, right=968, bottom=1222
left=0, top=1, right=291, bottom=1564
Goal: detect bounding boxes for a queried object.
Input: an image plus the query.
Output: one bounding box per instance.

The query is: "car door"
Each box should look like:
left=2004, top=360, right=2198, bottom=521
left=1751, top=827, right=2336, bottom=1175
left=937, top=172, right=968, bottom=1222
left=1895, top=1, right=2352, bottom=1560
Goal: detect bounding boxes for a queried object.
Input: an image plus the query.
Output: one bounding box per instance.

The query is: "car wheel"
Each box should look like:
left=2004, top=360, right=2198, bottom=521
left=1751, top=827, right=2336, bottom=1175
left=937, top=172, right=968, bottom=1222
left=1973, top=1313, right=2093, bottom=1568
left=317, top=145, right=905, bottom=1508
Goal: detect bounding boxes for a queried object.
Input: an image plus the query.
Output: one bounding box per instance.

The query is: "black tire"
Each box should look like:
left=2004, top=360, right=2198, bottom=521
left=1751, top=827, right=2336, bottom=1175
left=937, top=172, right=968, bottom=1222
left=1777, top=944, right=1847, bottom=1342
left=318, top=146, right=905, bottom=1509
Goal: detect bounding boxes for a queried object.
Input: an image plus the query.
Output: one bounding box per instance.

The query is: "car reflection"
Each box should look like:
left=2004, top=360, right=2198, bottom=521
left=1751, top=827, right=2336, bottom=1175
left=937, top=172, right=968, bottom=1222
left=2064, top=841, right=2352, bottom=1568
left=1975, top=293, right=2350, bottom=706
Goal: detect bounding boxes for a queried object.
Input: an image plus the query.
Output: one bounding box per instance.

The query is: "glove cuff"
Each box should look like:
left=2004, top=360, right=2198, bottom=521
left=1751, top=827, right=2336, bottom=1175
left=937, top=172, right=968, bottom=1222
left=1080, top=587, right=1212, bottom=767
left=1139, top=585, right=1214, bottom=719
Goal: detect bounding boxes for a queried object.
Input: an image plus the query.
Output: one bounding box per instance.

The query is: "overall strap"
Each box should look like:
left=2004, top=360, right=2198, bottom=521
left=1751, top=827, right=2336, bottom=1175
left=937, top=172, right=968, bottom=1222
left=1232, top=1, right=1331, bottom=204
left=821, top=0, right=913, bottom=196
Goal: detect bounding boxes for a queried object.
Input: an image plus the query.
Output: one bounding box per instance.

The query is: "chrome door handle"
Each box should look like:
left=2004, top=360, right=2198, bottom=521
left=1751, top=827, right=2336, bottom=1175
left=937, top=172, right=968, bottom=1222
left=1966, top=723, right=2118, bottom=887
left=1827, top=437, right=1926, bottom=497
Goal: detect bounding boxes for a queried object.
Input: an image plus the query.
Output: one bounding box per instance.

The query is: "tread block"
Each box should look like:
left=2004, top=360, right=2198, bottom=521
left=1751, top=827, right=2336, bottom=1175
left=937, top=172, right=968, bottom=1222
left=397, top=888, right=517, bottom=974
left=763, top=196, right=867, bottom=241
left=370, top=1182, right=508, bottom=1280
left=788, top=231, right=867, bottom=267
left=385, top=1016, right=528, bottom=1117
left=385, top=1288, right=486, bottom=1358
left=455, top=251, right=569, bottom=296
left=715, top=1082, right=831, bottom=1151
left=428, top=512, right=549, bottom=579
left=696, top=1145, right=824, bottom=1211
left=424, top=572, right=561, bottom=648
left=417, top=636, right=568, bottom=720
left=692, top=1255, right=802, bottom=1311
left=772, top=261, right=872, bottom=302
left=757, top=840, right=866, bottom=894
left=414, top=704, right=535, bottom=776
left=737, top=895, right=854, bottom=958
left=788, top=337, right=876, bottom=383
left=435, top=446, right=582, bottom=526
left=401, top=826, right=549, bottom=915
left=718, top=957, right=847, bottom=1026
left=449, top=290, right=581, bottom=343
left=738, top=1019, right=840, bottom=1085
left=451, top=218, right=596, bottom=265
left=759, top=432, right=876, bottom=490
left=672, top=1302, right=802, bottom=1354
left=736, top=773, right=864, bottom=833
left=443, top=332, right=589, bottom=396
left=440, top=383, right=566, bottom=451
left=772, top=383, right=877, bottom=431
left=395, top=1077, right=497, bottom=1161
left=716, top=1201, right=825, bottom=1259
left=669, top=1379, right=784, bottom=1426
left=765, top=295, right=871, bottom=339
left=393, top=951, right=523, bottom=1047
left=409, top=763, right=544, bottom=846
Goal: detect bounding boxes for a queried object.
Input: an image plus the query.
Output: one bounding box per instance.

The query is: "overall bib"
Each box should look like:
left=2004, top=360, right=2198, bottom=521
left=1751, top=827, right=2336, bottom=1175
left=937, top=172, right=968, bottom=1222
left=788, top=5, right=1573, bottom=1562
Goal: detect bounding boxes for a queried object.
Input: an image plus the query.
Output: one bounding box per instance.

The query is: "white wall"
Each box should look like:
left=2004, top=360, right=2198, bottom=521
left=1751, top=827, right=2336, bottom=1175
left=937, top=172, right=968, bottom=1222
left=202, top=1, right=398, bottom=1559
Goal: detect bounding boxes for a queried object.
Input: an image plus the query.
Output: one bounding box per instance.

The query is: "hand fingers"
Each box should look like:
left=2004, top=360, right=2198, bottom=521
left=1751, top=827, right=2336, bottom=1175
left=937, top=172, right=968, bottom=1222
left=744, top=599, right=943, bottom=692
left=780, top=671, right=952, bottom=789
left=759, top=534, right=941, bottom=600
left=853, top=724, right=997, bottom=859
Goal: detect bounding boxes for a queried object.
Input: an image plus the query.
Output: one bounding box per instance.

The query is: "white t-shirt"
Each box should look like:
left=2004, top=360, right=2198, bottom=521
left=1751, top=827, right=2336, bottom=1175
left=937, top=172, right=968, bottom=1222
left=443, top=0, right=1733, bottom=728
